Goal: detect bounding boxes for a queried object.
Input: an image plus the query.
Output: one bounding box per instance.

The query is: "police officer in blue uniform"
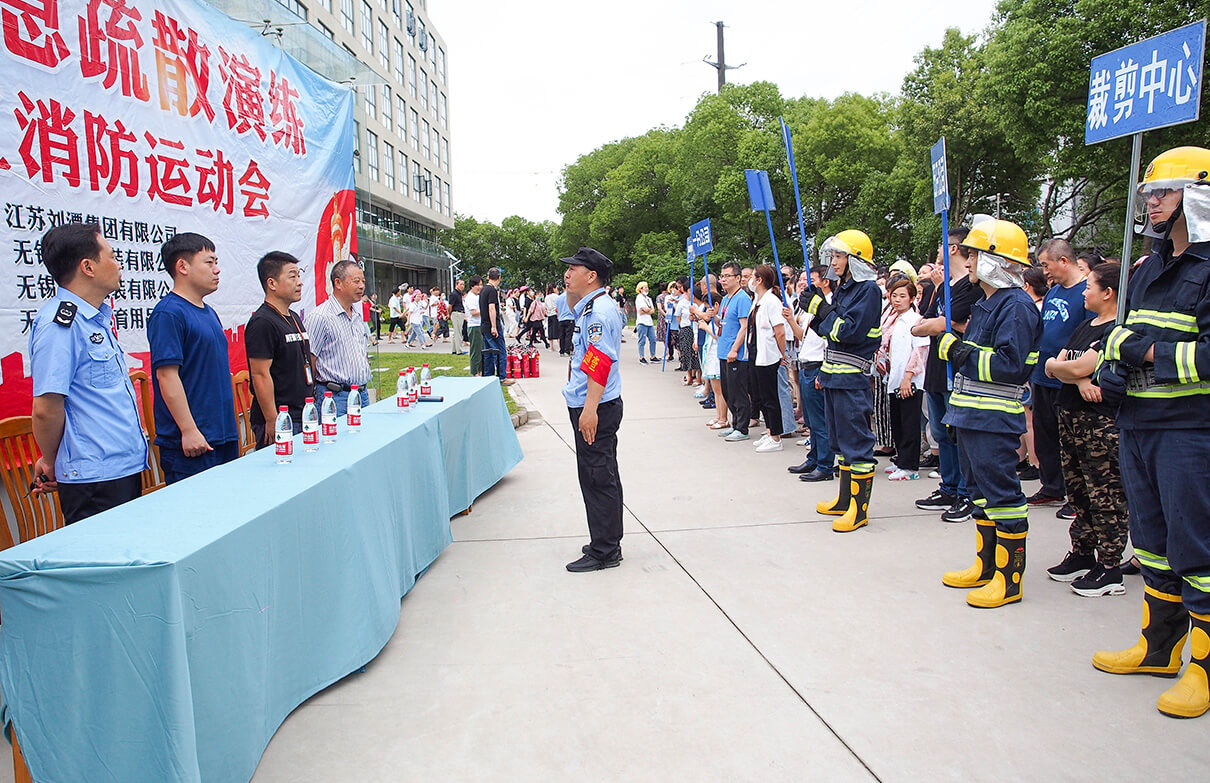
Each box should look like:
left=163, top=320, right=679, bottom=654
left=561, top=247, right=625, bottom=573
left=802, top=230, right=884, bottom=533
left=29, top=224, right=148, bottom=525
left=926, top=219, right=1041, bottom=608
left=1092, top=146, right=1210, bottom=719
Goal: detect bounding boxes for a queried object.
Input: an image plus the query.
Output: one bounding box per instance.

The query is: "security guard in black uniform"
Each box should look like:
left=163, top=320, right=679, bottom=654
left=934, top=219, right=1041, bottom=608
left=803, top=230, right=883, bottom=533
left=1093, top=146, right=1210, bottom=719
left=561, top=248, right=626, bottom=573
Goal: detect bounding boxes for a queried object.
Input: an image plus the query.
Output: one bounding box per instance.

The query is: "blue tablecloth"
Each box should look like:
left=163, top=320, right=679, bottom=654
left=0, top=376, right=522, bottom=782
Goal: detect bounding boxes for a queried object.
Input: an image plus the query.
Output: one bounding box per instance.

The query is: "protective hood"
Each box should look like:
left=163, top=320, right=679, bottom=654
left=1183, top=183, right=1210, bottom=244
left=975, top=251, right=1024, bottom=290
left=849, top=255, right=878, bottom=283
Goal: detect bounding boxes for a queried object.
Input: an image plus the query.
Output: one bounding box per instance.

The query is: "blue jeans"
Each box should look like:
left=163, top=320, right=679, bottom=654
left=798, top=364, right=833, bottom=471
left=315, top=385, right=370, bottom=417
left=636, top=323, right=656, bottom=358
left=483, top=331, right=507, bottom=379
left=777, top=363, right=797, bottom=435
left=159, top=441, right=240, bottom=484
left=926, top=389, right=968, bottom=498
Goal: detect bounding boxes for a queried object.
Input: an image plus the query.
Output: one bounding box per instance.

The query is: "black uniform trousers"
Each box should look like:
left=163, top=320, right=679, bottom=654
left=1030, top=383, right=1066, bottom=498
left=955, top=427, right=1028, bottom=534
left=823, top=385, right=875, bottom=471
left=569, top=398, right=624, bottom=561
left=58, top=473, right=143, bottom=526
left=723, top=359, right=752, bottom=434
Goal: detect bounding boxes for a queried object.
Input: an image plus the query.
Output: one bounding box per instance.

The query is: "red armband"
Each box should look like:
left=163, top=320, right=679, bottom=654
left=580, top=344, right=613, bottom=386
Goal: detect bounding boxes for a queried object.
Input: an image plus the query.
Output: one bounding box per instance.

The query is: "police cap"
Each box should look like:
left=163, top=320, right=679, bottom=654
left=561, top=247, right=613, bottom=282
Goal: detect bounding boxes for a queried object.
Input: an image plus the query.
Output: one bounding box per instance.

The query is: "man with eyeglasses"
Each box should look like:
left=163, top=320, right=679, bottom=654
left=715, top=262, right=754, bottom=441
left=1092, top=146, right=1210, bottom=720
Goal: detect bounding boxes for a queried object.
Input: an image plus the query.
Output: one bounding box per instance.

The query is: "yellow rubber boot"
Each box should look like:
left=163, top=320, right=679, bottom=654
left=943, top=521, right=997, bottom=588
left=1092, top=586, right=1188, bottom=677
left=832, top=470, right=874, bottom=533
left=1157, top=611, right=1210, bottom=719
left=816, top=463, right=850, bottom=516
left=966, top=530, right=1026, bottom=608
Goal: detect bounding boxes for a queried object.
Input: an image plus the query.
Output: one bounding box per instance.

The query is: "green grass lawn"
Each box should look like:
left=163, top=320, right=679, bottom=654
left=368, top=349, right=518, bottom=415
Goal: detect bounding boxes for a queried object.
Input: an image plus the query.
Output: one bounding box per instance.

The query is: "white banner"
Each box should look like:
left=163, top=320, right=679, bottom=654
left=0, top=0, right=356, bottom=417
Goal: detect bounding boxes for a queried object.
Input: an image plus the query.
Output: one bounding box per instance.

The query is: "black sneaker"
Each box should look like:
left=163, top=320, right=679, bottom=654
left=940, top=497, right=976, bottom=523
left=1026, top=491, right=1064, bottom=506
left=639, top=357, right=648, bottom=364
left=1017, top=463, right=1040, bottom=482
left=1055, top=503, right=1077, bottom=520
left=1047, top=551, right=1097, bottom=582
left=916, top=489, right=957, bottom=511
left=1071, top=563, right=1127, bottom=597
left=919, top=453, right=940, bottom=469
left=1120, top=557, right=1141, bottom=575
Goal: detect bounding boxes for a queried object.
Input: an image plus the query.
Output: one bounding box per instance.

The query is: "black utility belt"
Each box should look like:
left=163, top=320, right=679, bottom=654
left=317, top=381, right=354, bottom=392
left=1125, top=366, right=1157, bottom=392
left=824, top=348, right=872, bottom=373
left=952, top=373, right=1027, bottom=401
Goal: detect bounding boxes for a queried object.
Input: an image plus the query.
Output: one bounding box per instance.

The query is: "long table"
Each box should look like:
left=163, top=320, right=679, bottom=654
left=0, top=377, right=522, bottom=782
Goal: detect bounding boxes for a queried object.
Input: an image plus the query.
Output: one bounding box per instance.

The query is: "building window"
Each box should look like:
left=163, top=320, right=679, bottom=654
left=276, top=0, right=307, bottom=19
left=398, top=96, right=408, bottom=144
left=381, top=85, right=392, bottom=131
left=423, top=168, right=432, bottom=208
left=407, top=55, right=417, bottom=97
left=364, top=83, right=376, bottom=119
left=417, top=17, right=425, bottom=46
left=360, top=1, right=373, bottom=52
left=429, top=80, right=437, bottom=117
left=377, top=21, right=389, bottom=68
left=409, top=109, right=419, bottom=151
left=378, top=0, right=386, bottom=11
left=443, top=181, right=450, bottom=216
left=428, top=33, right=436, bottom=65
left=384, top=143, right=395, bottom=189
left=367, top=131, right=379, bottom=181
left=418, top=70, right=428, bottom=111
left=439, top=136, right=447, bottom=171
left=353, top=120, right=361, bottom=173
left=318, top=21, right=334, bottom=40
left=340, top=0, right=354, bottom=34
left=399, top=153, right=409, bottom=197
left=393, top=38, right=404, bottom=85
left=318, top=0, right=331, bottom=12
left=412, top=160, right=421, bottom=202
left=391, top=0, right=402, bottom=29
left=438, top=92, right=446, bottom=127
left=430, top=125, right=438, bottom=164
left=421, top=118, right=430, bottom=159
left=405, top=1, right=415, bottom=40
left=433, top=175, right=441, bottom=213
left=437, top=47, right=445, bottom=82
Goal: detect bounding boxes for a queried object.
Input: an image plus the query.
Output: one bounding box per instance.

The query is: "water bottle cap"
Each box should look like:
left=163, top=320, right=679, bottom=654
left=305, top=397, right=314, bottom=403
left=351, top=385, right=358, bottom=390
left=324, top=391, right=333, bottom=397
left=399, top=370, right=405, bottom=375
left=278, top=405, right=288, bottom=411
left=423, top=363, right=429, bottom=367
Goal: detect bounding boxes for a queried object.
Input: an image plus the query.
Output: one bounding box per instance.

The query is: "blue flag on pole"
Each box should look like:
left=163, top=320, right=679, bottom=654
left=745, top=169, right=775, bottom=212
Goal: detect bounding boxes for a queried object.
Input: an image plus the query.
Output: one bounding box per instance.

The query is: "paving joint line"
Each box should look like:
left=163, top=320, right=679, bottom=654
left=533, top=415, right=885, bottom=783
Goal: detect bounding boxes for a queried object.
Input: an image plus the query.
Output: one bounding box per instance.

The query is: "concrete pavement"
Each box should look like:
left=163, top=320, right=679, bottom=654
left=251, top=337, right=1206, bottom=782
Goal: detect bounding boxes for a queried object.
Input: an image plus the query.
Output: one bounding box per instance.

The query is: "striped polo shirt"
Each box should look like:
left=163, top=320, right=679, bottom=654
left=306, top=297, right=372, bottom=386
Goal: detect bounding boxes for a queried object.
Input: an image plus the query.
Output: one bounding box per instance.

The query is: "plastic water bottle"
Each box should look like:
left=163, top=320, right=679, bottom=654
left=347, top=386, right=362, bottom=432
left=420, top=364, right=432, bottom=396
left=396, top=370, right=411, bottom=411
left=274, top=405, right=293, bottom=464
left=408, top=367, right=419, bottom=404
left=321, top=391, right=338, bottom=443
left=302, top=396, right=319, bottom=452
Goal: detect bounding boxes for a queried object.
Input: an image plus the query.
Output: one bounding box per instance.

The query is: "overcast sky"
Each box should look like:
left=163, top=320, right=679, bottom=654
left=432, top=0, right=999, bottom=225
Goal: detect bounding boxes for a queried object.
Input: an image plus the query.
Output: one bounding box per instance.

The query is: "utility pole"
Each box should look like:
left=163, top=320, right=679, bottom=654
left=703, top=21, right=744, bottom=93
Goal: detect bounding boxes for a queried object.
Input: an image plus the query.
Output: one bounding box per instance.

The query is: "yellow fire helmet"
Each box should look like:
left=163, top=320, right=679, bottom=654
left=1140, top=146, right=1210, bottom=192
left=960, top=218, right=1030, bottom=266
left=832, top=229, right=874, bottom=263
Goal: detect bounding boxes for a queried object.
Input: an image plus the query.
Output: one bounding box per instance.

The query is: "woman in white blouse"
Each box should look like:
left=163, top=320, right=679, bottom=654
left=749, top=265, right=788, bottom=453
left=877, top=276, right=929, bottom=480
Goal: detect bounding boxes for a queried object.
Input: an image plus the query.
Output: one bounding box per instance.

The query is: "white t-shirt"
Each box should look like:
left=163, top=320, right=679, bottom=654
left=676, top=295, right=692, bottom=328
left=388, top=294, right=402, bottom=319
left=465, top=292, right=481, bottom=327
left=408, top=298, right=426, bottom=322
left=635, top=293, right=654, bottom=326
left=429, top=298, right=440, bottom=319
left=754, top=290, right=787, bottom=366
left=796, top=310, right=826, bottom=362
left=544, top=293, right=559, bottom=314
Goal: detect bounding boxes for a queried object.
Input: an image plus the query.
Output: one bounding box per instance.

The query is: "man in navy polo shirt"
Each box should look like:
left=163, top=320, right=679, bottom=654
left=148, top=232, right=239, bottom=484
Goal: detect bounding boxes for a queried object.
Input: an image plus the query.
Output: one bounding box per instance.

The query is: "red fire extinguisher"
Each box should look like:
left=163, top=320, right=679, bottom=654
left=508, top=353, right=519, bottom=378
left=518, top=353, right=528, bottom=378
left=531, top=351, right=540, bottom=377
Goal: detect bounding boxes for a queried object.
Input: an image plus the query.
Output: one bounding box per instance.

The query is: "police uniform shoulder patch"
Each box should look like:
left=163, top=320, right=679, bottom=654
left=587, top=322, right=603, bottom=343
left=53, top=301, right=77, bottom=327
left=89, top=332, right=104, bottom=344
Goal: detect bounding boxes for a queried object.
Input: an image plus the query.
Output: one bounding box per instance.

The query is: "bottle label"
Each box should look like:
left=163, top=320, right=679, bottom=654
left=348, top=413, right=361, bottom=426
left=322, top=422, right=337, bottom=436
left=420, top=384, right=431, bottom=396
left=397, top=395, right=406, bottom=407
left=303, top=429, right=318, bottom=444
left=275, top=438, right=292, bottom=456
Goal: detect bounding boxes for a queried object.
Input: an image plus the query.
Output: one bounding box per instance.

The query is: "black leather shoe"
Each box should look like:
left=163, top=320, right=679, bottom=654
left=581, top=544, right=623, bottom=561
left=799, top=468, right=835, bottom=482
left=788, top=460, right=817, bottom=474
left=567, top=553, right=621, bottom=572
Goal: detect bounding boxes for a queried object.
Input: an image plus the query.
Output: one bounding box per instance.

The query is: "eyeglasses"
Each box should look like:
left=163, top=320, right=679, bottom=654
left=1140, top=186, right=1179, bottom=202
left=719, top=273, right=739, bottom=278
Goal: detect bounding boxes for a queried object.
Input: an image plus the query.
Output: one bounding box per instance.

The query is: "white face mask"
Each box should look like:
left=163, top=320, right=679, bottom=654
left=747, top=278, right=756, bottom=292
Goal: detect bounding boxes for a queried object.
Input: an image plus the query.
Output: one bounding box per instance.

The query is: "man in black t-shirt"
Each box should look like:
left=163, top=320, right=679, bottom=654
left=245, top=252, right=312, bottom=449
left=912, top=229, right=984, bottom=521
left=449, top=278, right=466, bottom=355
left=480, top=267, right=509, bottom=383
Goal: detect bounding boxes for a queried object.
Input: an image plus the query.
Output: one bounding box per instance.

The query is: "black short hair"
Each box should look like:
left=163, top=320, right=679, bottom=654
left=329, top=258, right=359, bottom=284
left=257, top=251, right=301, bottom=291
left=161, top=232, right=215, bottom=279
left=41, top=223, right=103, bottom=285
left=468, top=275, right=482, bottom=287
left=1023, top=266, right=1048, bottom=296
left=721, top=261, right=741, bottom=277
left=487, top=267, right=501, bottom=281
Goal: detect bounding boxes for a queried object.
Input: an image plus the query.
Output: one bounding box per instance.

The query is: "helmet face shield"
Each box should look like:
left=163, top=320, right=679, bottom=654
left=1135, top=180, right=1187, bottom=223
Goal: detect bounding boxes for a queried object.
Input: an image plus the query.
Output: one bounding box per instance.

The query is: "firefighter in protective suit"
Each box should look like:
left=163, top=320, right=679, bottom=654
left=936, top=219, right=1041, bottom=608
left=1093, top=146, right=1210, bottom=719
left=803, top=230, right=883, bottom=533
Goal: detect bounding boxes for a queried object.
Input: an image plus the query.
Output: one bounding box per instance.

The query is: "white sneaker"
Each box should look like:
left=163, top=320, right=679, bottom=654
left=796, top=438, right=809, bottom=447
left=889, top=469, right=920, bottom=481
left=753, top=433, right=772, bottom=448
left=755, top=438, right=784, bottom=453
left=929, top=469, right=941, bottom=479
left=885, top=464, right=899, bottom=474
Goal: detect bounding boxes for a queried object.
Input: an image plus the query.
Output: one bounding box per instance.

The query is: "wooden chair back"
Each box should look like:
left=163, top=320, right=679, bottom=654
left=128, top=370, right=166, bottom=494
left=232, top=370, right=256, bottom=456
left=0, top=417, right=62, bottom=543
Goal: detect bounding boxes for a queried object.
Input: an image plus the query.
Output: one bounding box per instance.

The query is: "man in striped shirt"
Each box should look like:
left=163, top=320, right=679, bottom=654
left=306, top=259, right=372, bottom=416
